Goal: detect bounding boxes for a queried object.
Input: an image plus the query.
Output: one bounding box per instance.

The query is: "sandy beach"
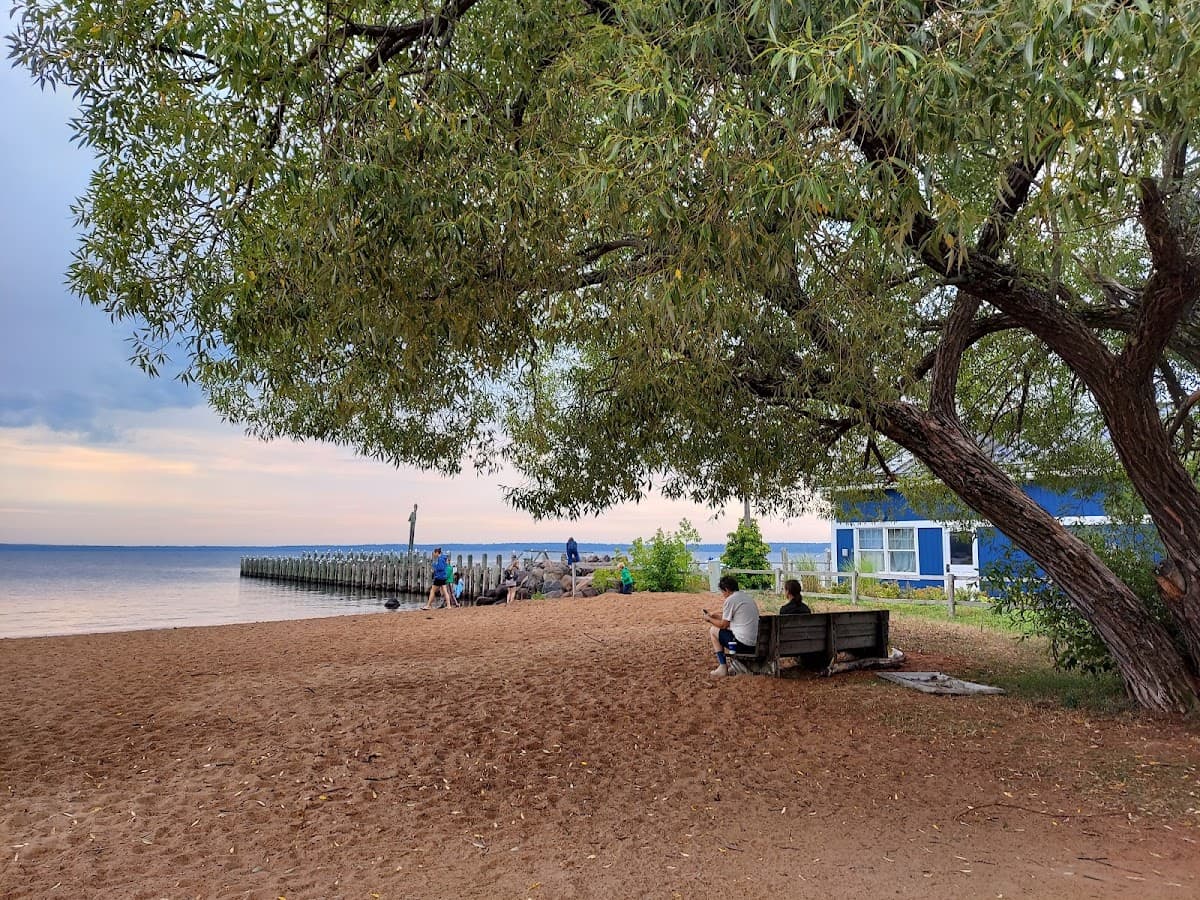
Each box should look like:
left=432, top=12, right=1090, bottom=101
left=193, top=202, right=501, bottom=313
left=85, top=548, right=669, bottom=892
left=2, top=591, right=1198, bottom=899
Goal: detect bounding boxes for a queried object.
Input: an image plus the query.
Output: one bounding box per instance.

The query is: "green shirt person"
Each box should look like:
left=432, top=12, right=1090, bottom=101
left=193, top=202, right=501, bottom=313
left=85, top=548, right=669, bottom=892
left=619, top=563, right=634, bottom=594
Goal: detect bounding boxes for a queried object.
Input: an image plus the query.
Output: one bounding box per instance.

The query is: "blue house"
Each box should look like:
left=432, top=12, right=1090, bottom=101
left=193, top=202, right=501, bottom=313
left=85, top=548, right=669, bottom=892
left=829, top=484, right=1112, bottom=589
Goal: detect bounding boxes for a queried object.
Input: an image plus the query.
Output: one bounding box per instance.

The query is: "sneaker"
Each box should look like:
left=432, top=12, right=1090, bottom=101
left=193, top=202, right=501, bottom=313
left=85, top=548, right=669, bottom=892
left=709, top=664, right=728, bottom=677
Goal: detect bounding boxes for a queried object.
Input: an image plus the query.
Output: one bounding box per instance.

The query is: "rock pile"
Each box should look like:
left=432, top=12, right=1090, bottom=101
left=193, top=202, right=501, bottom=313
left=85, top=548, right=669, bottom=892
left=476, top=553, right=616, bottom=603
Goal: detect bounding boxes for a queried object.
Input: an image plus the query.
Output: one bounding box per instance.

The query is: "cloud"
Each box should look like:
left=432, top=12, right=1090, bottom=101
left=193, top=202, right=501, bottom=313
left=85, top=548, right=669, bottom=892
left=0, top=376, right=201, bottom=442
left=0, top=409, right=832, bottom=546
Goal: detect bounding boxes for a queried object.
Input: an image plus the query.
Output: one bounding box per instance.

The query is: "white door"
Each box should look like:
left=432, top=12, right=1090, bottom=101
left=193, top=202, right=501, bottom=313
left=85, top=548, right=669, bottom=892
left=947, top=529, right=978, bottom=585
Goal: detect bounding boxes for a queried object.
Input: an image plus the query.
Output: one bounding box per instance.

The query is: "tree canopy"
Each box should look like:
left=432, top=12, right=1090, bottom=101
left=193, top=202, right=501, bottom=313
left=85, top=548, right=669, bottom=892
left=11, top=0, right=1200, bottom=709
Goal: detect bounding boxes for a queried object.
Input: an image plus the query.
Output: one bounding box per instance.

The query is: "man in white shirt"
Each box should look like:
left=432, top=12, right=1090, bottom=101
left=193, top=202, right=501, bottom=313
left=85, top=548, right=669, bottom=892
left=701, top=575, right=760, bottom=677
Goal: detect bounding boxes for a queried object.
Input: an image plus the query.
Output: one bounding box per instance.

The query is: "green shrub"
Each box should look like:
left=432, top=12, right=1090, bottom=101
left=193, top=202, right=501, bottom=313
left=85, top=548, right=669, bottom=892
left=591, top=564, right=621, bottom=592
left=909, top=586, right=947, bottom=602
left=720, top=519, right=772, bottom=589
left=793, top=558, right=822, bottom=594
left=628, top=520, right=701, bottom=592
left=860, top=579, right=900, bottom=599
left=987, top=527, right=1172, bottom=675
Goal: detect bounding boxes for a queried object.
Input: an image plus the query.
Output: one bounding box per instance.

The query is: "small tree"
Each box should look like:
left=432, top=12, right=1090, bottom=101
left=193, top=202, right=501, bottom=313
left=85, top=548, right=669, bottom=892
left=628, top=520, right=701, bottom=592
left=721, top=520, right=773, bottom=590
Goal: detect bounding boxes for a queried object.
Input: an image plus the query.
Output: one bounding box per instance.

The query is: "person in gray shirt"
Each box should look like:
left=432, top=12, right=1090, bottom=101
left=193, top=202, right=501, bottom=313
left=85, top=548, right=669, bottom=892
left=701, top=574, right=760, bottom=677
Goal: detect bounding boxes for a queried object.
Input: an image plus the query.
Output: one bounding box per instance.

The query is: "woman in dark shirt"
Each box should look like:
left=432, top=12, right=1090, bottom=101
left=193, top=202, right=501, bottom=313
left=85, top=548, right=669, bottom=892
left=779, top=578, right=812, bottom=615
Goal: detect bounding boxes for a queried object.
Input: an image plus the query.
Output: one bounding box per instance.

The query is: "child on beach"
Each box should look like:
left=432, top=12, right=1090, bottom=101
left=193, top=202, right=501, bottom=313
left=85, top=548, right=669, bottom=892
left=619, top=562, right=634, bottom=594
left=443, top=554, right=457, bottom=608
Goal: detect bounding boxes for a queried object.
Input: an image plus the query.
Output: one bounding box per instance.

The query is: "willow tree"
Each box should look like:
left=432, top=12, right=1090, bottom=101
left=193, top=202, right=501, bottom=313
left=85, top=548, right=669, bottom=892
left=11, top=0, right=1200, bottom=709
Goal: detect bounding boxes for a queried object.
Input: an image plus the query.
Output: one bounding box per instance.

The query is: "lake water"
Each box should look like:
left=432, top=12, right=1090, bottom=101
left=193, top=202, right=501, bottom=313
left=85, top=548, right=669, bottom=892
left=0, top=541, right=830, bottom=639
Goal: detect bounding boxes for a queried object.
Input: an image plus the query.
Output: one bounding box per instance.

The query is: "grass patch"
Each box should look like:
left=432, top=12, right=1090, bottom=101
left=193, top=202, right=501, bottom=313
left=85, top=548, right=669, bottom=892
left=803, top=594, right=1025, bottom=634
left=760, top=592, right=1134, bottom=715
left=981, top=667, right=1132, bottom=714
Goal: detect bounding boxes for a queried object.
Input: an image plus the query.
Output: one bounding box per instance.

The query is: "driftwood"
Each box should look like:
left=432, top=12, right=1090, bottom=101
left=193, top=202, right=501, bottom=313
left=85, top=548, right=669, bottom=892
left=821, top=647, right=906, bottom=676
left=877, top=671, right=1005, bottom=695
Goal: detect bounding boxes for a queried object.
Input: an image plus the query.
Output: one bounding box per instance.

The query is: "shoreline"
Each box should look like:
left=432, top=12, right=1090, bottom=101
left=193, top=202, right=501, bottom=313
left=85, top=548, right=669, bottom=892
left=2, top=593, right=1197, bottom=898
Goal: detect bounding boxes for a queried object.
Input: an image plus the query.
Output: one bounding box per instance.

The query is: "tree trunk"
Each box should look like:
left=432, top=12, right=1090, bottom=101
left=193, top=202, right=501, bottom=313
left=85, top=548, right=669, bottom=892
left=1090, top=375, right=1200, bottom=668
left=877, top=401, right=1200, bottom=712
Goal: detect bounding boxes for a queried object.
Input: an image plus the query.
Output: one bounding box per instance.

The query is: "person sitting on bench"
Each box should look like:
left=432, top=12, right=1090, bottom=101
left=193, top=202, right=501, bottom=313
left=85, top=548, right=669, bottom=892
left=779, top=578, right=812, bottom=615
left=702, top=574, right=759, bottom=677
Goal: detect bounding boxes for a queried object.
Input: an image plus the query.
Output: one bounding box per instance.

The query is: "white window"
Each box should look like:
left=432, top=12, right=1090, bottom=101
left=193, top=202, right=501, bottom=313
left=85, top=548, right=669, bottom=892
left=857, top=528, right=885, bottom=572
left=887, top=528, right=917, bottom=573
left=857, top=526, right=917, bottom=574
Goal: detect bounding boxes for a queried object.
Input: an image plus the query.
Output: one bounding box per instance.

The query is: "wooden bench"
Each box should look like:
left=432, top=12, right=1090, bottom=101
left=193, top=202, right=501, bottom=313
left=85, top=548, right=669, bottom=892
left=730, top=610, right=890, bottom=675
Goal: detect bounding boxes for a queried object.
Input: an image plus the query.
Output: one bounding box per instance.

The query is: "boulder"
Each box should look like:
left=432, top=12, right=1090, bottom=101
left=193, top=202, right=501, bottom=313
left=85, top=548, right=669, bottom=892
left=579, top=586, right=600, bottom=597
left=544, top=588, right=564, bottom=598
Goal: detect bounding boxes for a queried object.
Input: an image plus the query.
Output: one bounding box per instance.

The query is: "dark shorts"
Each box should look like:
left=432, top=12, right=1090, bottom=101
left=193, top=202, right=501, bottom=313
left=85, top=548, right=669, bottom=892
left=433, top=578, right=448, bottom=586
left=718, top=628, right=754, bottom=654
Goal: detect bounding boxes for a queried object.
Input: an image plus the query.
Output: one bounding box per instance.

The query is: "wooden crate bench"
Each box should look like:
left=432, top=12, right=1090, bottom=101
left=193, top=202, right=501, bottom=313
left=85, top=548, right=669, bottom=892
left=730, top=610, right=890, bottom=675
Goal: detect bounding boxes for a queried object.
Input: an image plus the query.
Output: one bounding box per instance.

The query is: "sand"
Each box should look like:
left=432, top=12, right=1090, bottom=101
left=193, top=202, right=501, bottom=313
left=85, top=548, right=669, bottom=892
left=1, top=592, right=1198, bottom=899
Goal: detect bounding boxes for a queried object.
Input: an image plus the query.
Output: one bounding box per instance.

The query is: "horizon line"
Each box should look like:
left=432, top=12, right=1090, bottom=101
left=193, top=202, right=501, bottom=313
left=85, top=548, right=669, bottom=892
left=1, top=538, right=833, bottom=550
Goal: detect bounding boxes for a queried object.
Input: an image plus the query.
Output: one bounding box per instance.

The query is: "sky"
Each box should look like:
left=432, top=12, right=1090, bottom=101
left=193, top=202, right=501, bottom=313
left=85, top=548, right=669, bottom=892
left=0, top=64, right=830, bottom=547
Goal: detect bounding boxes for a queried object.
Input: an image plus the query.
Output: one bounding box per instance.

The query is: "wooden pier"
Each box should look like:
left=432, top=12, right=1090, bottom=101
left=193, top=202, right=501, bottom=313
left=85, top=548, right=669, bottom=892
left=239, top=551, right=514, bottom=601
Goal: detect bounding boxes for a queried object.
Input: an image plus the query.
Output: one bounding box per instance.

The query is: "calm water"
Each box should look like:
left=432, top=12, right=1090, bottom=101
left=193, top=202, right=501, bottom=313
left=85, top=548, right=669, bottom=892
left=0, top=542, right=829, bottom=639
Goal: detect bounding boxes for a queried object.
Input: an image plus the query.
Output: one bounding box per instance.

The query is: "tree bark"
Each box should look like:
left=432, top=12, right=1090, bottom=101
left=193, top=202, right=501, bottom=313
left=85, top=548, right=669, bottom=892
left=876, top=401, right=1200, bottom=713
left=953, top=254, right=1200, bottom=673
left=1090, top=375, right=1200, bottom=668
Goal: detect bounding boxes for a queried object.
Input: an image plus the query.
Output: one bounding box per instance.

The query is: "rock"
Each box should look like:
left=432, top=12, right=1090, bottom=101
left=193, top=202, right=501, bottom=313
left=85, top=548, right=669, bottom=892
left=580, top=586, right=600, bottom=597
left=544, top=588, right=563, bottom=598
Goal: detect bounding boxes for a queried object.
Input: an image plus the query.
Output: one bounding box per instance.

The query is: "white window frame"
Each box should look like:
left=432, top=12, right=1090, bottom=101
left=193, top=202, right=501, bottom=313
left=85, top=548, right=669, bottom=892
left=855, top=525, right=918, bottom=575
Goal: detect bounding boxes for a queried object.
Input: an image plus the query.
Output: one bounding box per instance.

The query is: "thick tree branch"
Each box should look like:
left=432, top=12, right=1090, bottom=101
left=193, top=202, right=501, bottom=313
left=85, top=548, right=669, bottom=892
left=1121, top=178, right=1200, bottom=381
left=949, top=257, right=1117, bottom=387
left=579, top=238, right=649, bottom=264
left=929, top=153, right=1047, bottom=418
left=913, top=313, right=1016, bottom=379
left=830, top=93, right=947, bottom=274
left=1168, top=389, right=1200, bottom=440
left=921, top=153, right=1046, bottom=422
left=331, top=0, right=483, bottom=83
left=977, top=156, right=1047, bottom=257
